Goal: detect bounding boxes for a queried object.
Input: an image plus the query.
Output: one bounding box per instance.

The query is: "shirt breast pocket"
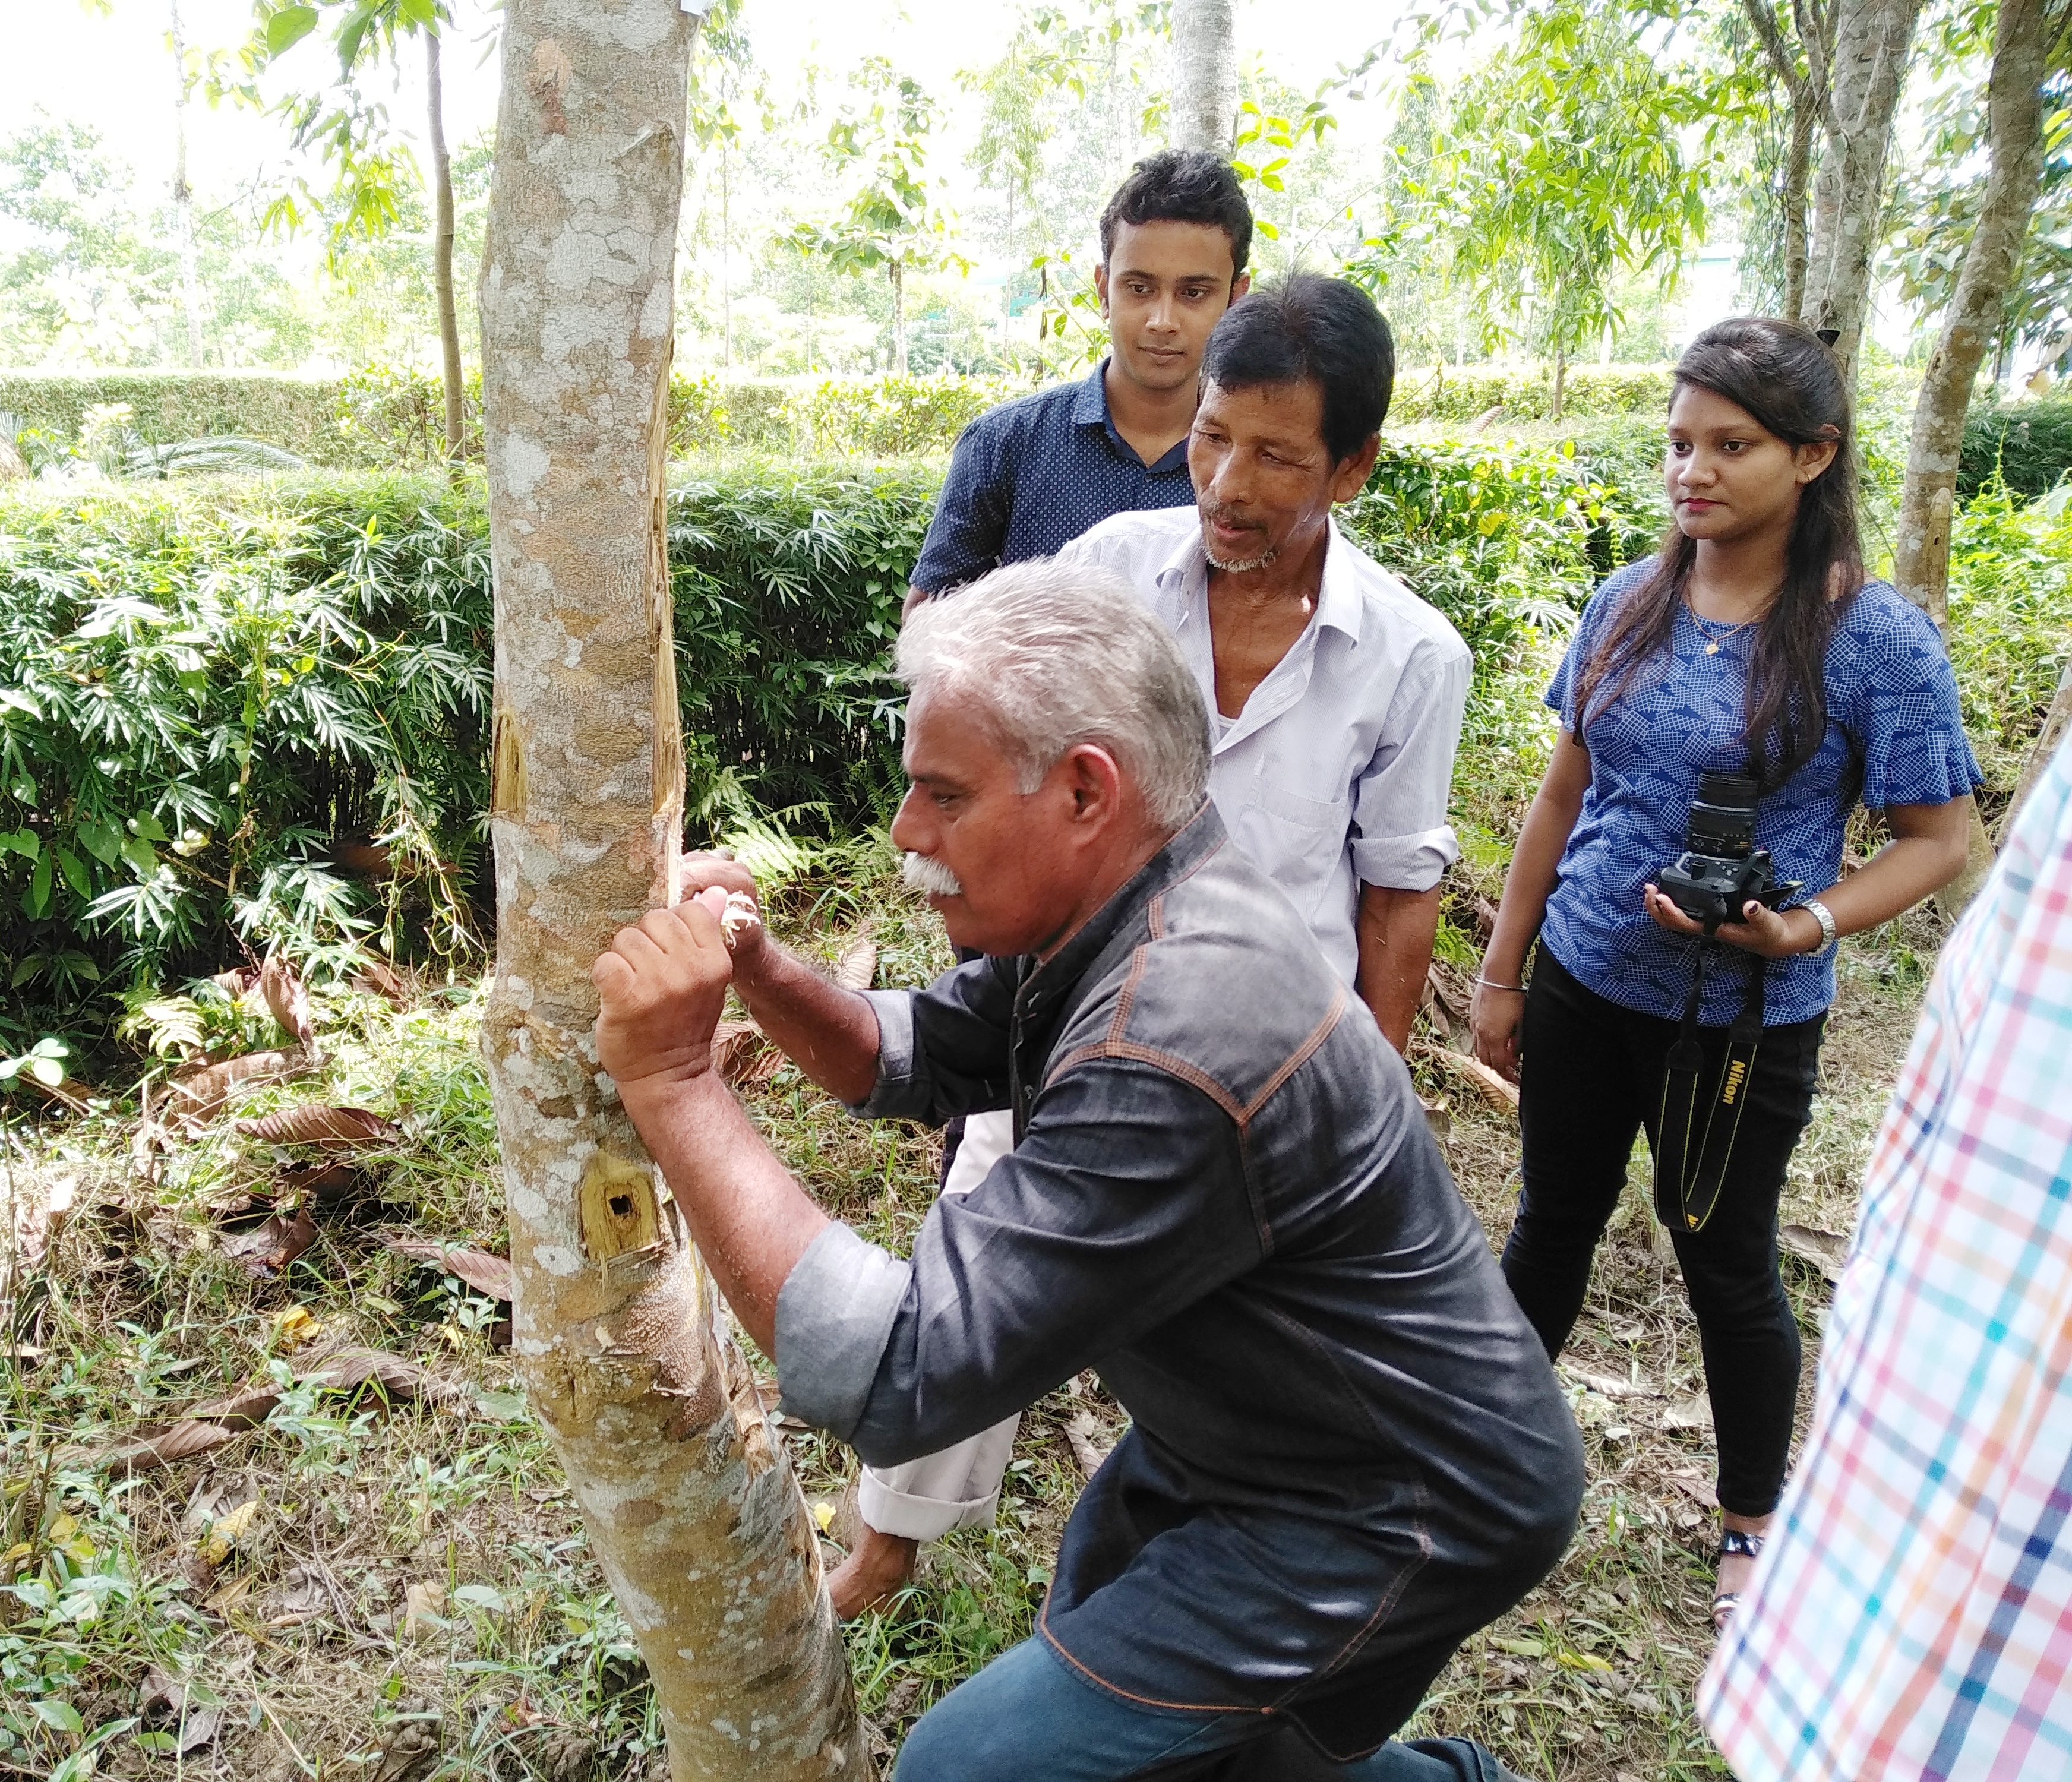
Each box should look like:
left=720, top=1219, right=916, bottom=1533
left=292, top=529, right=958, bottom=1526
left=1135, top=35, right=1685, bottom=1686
left=1234, top=781, right=1350, bottom=919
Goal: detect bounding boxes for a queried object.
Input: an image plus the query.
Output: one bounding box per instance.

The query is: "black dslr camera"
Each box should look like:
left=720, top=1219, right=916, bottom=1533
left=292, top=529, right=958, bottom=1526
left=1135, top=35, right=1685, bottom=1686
left=1656, top=773, right=1800, bottom=929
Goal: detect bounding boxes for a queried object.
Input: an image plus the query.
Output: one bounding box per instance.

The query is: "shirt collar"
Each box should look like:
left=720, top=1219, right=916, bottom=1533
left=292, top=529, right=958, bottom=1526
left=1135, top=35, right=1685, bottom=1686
left=1018, top=803, right=1228, bottom=1016
left=1073, top=358, right=1191, bottom=475
left=1153, top=517, right=1366, bottom=648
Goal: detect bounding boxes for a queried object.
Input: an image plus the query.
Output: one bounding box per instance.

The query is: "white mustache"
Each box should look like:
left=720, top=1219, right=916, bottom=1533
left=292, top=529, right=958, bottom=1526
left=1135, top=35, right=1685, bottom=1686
left=902, top=851, right=964, bottom=897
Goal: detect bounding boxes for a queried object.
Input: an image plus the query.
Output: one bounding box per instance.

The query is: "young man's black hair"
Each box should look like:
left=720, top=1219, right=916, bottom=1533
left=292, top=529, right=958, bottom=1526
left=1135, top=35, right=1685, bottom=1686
left=1201, top=272, right=1396, bottom=463
left=1098, top=148, right=1253, bottom=280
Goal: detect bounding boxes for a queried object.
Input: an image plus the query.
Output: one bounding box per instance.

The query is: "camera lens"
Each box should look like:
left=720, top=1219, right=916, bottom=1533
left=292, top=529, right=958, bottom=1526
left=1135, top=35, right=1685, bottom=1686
left=1688, top=773, right=1759, bottom=855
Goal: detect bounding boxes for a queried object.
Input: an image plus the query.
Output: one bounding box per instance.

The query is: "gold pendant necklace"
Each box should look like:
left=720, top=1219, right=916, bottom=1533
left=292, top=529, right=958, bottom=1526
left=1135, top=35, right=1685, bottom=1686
left=1688, top=602, right=1757, bottom=656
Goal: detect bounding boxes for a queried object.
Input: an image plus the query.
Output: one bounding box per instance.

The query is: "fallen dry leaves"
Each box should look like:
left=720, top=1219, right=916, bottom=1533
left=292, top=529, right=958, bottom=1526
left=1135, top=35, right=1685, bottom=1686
left=69, top=1347, right=465, bottom=1475
left=260, top=951, right=315, bottom=1047
left=219, top=1207, right=318, bottom=1278
left=162, top=1049, right=306, bottom=1125
left=382, top=1237, right=515, bottom=1303
left=234, top=1104, right=402, bottom=1147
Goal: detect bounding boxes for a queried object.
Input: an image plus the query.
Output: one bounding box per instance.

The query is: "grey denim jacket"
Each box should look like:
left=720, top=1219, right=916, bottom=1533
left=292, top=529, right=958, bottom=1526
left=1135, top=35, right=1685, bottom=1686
left=776, top=805, right=1582, bottom=1751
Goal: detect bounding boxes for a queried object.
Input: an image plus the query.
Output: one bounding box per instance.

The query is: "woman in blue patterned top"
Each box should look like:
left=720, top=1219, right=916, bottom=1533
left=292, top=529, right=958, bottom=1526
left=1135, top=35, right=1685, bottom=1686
left=1468, top=317, right=1980, bottom=1635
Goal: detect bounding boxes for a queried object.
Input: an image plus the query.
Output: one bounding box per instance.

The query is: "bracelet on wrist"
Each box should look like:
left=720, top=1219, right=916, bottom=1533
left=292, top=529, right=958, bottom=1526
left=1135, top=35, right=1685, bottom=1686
left=1801, top=897, right=1839, bottom=955
left=1474, top=975, right=1525, bottom=993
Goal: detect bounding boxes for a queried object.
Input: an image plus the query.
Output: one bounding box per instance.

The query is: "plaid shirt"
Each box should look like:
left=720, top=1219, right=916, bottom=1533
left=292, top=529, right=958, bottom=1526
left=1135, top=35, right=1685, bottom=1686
left=1700, top=737, right=2072, bottom=1780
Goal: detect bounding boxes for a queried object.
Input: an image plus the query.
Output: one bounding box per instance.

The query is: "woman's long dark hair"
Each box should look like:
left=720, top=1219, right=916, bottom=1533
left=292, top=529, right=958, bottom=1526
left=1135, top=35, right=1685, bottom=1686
left=1572, top=317, right=1863, bottom=788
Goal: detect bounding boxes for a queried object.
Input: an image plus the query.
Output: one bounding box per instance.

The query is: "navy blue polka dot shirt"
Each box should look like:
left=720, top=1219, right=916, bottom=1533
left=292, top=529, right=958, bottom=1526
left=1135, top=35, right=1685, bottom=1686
left=910, top=359, right=1196, bottom=593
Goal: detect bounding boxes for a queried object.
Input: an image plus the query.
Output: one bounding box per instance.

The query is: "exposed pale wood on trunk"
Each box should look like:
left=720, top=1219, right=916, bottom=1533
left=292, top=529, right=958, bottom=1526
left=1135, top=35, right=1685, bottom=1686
left=1170, top=0, right=1238, bottom=154
left=477, top=4, right=861, bottom=1775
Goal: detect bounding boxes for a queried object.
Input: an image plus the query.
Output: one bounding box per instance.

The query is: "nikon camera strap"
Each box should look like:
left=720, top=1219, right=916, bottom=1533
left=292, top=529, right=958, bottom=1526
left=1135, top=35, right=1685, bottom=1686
left=1653, top=939, right=1767, bottom=1234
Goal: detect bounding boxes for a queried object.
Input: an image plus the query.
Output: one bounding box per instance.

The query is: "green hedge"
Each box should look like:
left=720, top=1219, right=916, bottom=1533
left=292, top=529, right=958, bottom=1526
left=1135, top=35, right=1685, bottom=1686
left=0, top=372, right=347, bottom=465
left=4, top=363, right=1705, bottom=468
left=1960, top=397, right=2072, bottom=501
left=1, top=443, right=1626, bottom=1050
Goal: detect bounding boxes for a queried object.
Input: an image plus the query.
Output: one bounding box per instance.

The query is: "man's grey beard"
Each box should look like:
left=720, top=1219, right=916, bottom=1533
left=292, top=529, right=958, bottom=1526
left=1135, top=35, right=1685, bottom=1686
left=1199, top=505, right=1280, bottom=574
left=902, top=851, right=964, bottom=898
left=1205, top=539, right=1281, bottom=573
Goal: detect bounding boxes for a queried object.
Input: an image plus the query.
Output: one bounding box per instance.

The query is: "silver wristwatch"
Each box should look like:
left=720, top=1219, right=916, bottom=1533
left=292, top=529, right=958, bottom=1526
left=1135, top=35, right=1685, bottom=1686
left=1802, top=898, right=1839, bottom=954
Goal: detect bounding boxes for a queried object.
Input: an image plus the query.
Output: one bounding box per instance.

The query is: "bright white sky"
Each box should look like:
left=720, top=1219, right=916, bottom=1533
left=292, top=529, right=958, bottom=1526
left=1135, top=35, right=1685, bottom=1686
left=12, top=0, right=1393, bottom=210
left=11, top=0, right=1916, bottom=358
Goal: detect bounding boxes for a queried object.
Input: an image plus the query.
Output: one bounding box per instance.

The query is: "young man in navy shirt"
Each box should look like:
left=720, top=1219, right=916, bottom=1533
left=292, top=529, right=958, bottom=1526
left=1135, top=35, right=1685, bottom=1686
left=833, top=151, right=1253, bottom=1618
left=901, top=150, right=1253, bottom=614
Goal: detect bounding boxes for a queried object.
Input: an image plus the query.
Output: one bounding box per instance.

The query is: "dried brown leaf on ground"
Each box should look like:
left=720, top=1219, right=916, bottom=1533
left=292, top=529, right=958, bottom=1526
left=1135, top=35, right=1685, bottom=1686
left=400, top=1581, right=446, bottom=1641
left=87, top=1418, right=250, bottom=1476
left=350, top=952, right=413, bottom=1004
left=140, top=1664, right=223, bottom=1753
left=712, top=1020, right=782, bottom=1089
left=235, top=1105, right=401, bottom=1148
left=260, top=952, right=315, bottom=1047
left=835, top=932, right=877, bottom=991
left=1062, top=1410, right=1113, bottom=1479
left=209, top=965, right=258, bottom=999
left=276, top=1161, right=361, bottom=1205
left=220, top=1207, right=318, bottom=1278
left=1661, top=1394, right=1716, bottom=1432
left=1779, top=1222, right=1851, bottom=1284
left=382, top=1237, right=516, bottom=1302
left=165, top=1049, right=305, bottom=1124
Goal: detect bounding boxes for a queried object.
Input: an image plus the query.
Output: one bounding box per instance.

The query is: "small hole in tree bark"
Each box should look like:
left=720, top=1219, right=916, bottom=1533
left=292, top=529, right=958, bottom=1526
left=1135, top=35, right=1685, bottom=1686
left=609, top=1194, right=634, bottom=1218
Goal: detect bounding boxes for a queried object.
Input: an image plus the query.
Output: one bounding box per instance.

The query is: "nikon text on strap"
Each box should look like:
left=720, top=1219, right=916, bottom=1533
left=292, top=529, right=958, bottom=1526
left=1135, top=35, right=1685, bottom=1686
left=1653, top=938, right=1767, bottom=1234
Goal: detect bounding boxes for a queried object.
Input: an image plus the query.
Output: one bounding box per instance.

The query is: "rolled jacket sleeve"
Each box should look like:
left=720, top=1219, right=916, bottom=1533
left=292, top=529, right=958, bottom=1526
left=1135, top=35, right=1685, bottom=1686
left=1348, top=641, right=1471, bottom=892
left=773, top=1224, right=912, bottom=1439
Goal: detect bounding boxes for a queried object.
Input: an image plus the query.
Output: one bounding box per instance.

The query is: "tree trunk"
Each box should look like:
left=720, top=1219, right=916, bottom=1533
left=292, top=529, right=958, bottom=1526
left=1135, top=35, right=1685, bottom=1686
left=1170, top=0, right=1237, bottom=154
left=2004, top=657, right=2072, bottom=836
left=427, top=26, right=465, bottom=465
left=720, top=144, right=732, bottom=369
left=1893, top=0, right=2064, bottom=625
left=1550, top=343, right=1567, bottom=421
left=1782, top=95, right=1816, bottom=321
left=168, top=0, right=206, bottom=366
left=1805, top=0, right=1923, bottom=381
left=1738, top=0, right=1830, bottom=322
left=476, top=5, right=861, bottom=1778
left=891, top=257, right=907, bottom=376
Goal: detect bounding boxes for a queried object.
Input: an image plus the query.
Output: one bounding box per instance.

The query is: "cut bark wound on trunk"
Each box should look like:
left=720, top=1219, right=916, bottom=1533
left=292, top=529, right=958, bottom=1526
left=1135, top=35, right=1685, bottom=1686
left=476, top=4, right=860, bottom=1775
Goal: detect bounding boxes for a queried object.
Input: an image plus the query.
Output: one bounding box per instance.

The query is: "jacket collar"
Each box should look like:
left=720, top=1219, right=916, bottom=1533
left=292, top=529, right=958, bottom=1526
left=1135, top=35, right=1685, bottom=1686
left=1017, top=802, right=1227, bottom=1021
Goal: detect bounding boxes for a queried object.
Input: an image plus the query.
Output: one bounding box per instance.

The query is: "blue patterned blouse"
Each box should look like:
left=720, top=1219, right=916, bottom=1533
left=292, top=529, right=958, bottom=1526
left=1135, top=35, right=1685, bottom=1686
left=1539, top=558, right=1982, bottom=1026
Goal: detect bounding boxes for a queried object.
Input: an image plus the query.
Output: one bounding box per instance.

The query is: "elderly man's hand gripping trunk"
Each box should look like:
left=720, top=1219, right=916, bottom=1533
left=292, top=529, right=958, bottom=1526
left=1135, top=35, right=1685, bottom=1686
left=590, top=886, right=747, bottom=1092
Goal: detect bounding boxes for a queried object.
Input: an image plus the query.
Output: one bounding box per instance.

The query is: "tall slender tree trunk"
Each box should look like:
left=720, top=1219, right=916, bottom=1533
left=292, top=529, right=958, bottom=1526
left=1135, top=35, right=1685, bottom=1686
left=719, top=144, right=732, bottom=369
left=1804, top=0, right=1923, bottom=380
left=1170, top=0, right=1237, bottom=153
left=890, top=257, right=907, bottom=376
left=1550, top=342, right=1568, bottom=420
left=476, top=5, right=861, bottom=1777
left=168, top=0, right=206, bottom=366
left=1896, top=0, right=2067, bottom=920
left=1893, top=0, right=2064, bottom=627
left=427, top=26, right=465, bottom=465
left=1781, top=97, right=1816, bottom=320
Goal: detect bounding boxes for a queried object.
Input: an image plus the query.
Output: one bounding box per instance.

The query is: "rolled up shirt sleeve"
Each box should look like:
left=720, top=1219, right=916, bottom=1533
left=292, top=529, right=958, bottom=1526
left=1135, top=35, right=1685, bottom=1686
left=1348, top=640, right=1471, bottom=892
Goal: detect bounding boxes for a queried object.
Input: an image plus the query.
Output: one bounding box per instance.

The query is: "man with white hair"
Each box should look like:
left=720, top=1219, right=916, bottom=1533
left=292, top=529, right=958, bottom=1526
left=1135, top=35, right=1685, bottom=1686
left=593, top=563, right=1581, bottom=1779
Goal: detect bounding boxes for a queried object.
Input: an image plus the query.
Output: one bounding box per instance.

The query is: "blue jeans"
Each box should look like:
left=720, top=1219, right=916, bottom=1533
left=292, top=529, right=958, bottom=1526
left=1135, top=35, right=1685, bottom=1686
left=893, top=1636, right=1529, bottom=1782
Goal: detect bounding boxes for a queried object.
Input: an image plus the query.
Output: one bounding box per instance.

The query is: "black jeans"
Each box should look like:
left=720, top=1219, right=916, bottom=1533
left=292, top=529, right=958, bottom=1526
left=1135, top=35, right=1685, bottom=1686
left=1500, top=947, right=1823, bottom=1517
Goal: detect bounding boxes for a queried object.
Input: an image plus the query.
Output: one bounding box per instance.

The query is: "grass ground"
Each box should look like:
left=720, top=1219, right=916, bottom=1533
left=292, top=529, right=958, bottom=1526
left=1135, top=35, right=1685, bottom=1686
left=1, top=823, right=1941, bottom=1782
